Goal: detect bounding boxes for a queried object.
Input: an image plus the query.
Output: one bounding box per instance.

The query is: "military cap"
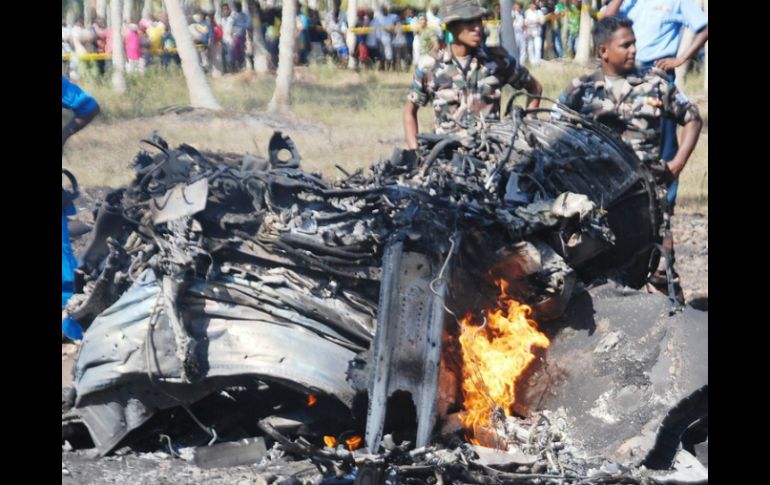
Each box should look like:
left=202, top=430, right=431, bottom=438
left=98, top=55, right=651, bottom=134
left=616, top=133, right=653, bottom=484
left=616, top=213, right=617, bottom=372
left=441, top=0, right=487, bottom=24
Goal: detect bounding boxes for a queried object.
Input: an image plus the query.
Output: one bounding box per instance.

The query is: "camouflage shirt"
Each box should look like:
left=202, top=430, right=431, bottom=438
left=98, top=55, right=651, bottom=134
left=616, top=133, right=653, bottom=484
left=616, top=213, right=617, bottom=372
left=558, top=68, right=701, bottom=165
left=408, top=46, right=532, bottom=136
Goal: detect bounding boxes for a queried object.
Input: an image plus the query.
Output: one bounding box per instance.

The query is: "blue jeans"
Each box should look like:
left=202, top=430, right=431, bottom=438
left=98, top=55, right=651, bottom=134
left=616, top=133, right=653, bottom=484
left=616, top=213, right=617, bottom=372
left=567, top=32, right=578, bottom=57
left=639, top=61, right=679, bottom=208
left=552, top=29, right=563, bottom=58
left=62, top=204, right=83, bottom=340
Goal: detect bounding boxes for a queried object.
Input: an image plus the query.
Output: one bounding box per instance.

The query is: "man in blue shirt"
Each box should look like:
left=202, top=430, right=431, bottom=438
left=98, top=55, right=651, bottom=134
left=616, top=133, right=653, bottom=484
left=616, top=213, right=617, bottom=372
left=62, top=76, right=100, bottom=340
left=603, top=0, right=707, bottom=208
left=604, top=0, right=707, bottom=72
left=62, top=77, right=99, bottom=147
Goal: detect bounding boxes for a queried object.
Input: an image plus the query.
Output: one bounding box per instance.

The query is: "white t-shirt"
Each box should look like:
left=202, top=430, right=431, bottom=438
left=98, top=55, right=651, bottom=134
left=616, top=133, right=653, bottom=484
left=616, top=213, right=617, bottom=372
left=220, top=15, right=234, bottom=45
left=524, top=8, right=544, bottom=37
left=512, top=11, right=525, bottom=35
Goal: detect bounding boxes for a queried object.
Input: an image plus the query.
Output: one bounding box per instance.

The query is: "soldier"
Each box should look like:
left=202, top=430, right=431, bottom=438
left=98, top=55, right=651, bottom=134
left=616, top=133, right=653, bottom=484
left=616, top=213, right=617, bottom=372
left=558, top=16, right=702, bottom=301
left=602, top=0, right=708, bottom=210
left=403, top=0, right=543, bottom=150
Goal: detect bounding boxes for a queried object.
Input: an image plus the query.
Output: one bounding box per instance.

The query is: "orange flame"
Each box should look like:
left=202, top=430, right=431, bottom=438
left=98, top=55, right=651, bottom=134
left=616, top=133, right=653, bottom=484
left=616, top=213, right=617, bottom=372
left=324, top=435, right=337, bottom=448
left=458, top=280, right=550, bottom=446
left=345, top=435, right=363, bottom=451
left=307, top=394, right=317, bottom=407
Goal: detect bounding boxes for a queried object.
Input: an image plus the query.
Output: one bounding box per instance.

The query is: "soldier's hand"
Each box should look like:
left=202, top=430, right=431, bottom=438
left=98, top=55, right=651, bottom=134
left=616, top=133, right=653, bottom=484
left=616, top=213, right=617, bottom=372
left=648, top=160, right=674, bottom=185
left=666, top=159, right=685, bottom=178
left=655, top=57, right=682, bottom=71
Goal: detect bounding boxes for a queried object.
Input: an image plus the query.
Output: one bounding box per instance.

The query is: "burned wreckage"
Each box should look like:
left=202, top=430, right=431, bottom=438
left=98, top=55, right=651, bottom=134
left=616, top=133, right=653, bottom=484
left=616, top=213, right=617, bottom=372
left=63, top=105, right=707, bottom=483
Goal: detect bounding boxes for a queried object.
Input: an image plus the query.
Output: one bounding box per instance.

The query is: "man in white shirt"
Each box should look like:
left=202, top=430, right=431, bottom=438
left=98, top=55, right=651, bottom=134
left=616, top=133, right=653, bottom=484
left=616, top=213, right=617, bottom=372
left=512, top=2, right=527, bottom=65
left=220, top=3, right=235, bottom=72
left=524, top=1, right=544, bottom=64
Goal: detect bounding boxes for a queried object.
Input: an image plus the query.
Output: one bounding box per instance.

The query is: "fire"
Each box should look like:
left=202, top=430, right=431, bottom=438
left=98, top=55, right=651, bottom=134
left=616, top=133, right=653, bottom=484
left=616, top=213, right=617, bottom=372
left=323, top=435, right=337, bottom=448
left=458, top=280, right=550, bottom=446
left=306, top=394, right=317, bottom=407
left=345, top=435, right=363, bottom=451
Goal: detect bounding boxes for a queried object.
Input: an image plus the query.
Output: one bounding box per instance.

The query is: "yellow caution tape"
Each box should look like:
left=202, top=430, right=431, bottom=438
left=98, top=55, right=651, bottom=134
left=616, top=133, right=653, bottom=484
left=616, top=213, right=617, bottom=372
left=63, top=44, right=204, bottom=60
left=348, top=19, right=501, bottom=35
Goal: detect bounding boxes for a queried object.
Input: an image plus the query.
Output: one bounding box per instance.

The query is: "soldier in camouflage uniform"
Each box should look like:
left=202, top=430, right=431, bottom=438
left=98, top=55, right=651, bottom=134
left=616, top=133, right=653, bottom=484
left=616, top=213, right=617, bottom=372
left=403, top=0, right=543, bottom=150
left=558, top=16, right=703, bottom=301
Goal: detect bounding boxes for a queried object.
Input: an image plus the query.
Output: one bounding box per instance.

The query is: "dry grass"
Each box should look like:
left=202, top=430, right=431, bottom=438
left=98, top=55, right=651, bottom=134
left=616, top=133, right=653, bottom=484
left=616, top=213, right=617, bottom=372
left=63, top=60, right=706, bottom=212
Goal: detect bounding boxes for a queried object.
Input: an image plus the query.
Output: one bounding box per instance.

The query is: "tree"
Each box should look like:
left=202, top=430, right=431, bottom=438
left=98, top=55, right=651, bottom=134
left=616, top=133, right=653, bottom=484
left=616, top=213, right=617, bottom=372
left=183, top=0, right=196, bottom=14
left=574, top=0, right=595, bottom=64
left=500, top=0, right=517, bottom=60
left=346, top=0, right=357, bottom=69
left=124, top=0, right=134, bottom=22
left=143, top=0, right=153, bottom=19
left=249, top=0, right=270, bottom=73
left=268, top=0, right=297, bottom=112
left=66, top=0, right=79, bottom=25
left=84, top=0, right=95, bottom=25
left=164, top=0, right=223, bottom=109
left=97, top=0, right=107, bottom=19
left=111, top=0, right=127, bottom=92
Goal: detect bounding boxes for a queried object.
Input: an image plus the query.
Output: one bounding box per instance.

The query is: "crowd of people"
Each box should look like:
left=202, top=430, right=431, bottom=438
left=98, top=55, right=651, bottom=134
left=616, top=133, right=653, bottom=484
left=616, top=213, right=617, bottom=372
left=62, top=2, right=257, bottom=80
left=63, top=0, right=616, bottom=81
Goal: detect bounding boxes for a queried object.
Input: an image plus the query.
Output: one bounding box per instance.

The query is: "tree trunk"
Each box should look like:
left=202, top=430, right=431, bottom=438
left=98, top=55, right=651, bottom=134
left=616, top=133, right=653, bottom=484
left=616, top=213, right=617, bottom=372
left=268, top=0, right=296, bottom=113
left=574, top=0, right=593, bottom=64
left=346, top=0, right=357, bottom=69
left=164, top=0, right=223, bottom=109
left=143, top=0, right=153, bottom=18
left=85, top=0, right=94, bottom=25
left=500, top=0, right=517, bottom=59
left=97, top=0, right=107, bottom=19
left=66, top=0, right=79, bottom=25
left=124, top=0, right=134, bottom=22
left=251, top=21, right=270, bottom=74
left=111, top=0, right=127, bottom=92
left=251, top=1, right=270, bottom=73
left=703, top=0, right=707, bottom=91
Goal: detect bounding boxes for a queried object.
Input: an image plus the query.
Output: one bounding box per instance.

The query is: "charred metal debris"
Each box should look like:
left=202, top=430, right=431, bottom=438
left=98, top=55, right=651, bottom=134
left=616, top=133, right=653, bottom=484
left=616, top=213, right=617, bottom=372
left=63, top=107, right=706, bottom=484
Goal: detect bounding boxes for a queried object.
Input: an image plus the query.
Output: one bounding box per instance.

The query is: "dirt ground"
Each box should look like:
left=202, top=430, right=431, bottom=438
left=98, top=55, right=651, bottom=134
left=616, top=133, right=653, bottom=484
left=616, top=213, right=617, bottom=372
left=62, top=450, right=270, bottom=485
left=671, top=213, right=708, bottom=307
